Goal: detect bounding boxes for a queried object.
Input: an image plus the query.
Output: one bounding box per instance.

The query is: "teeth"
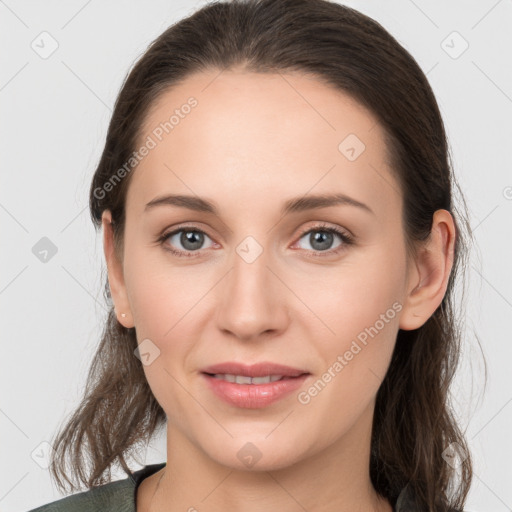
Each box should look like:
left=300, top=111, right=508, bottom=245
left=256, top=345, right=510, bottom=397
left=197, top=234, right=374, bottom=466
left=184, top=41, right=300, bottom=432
left=212, top=374, right=284, bottom=384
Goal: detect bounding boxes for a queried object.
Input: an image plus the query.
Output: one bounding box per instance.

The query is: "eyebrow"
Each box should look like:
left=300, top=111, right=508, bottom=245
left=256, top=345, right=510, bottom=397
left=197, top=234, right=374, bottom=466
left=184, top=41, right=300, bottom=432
left=144, top=193, right=375, bottom=216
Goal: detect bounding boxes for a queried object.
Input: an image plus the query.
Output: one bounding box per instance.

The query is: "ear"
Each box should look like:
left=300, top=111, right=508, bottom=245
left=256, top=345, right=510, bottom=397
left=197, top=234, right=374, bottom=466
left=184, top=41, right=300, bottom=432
left=101, top=210, right=134, bottom=329
left=399, top=209, right=456, bottom=331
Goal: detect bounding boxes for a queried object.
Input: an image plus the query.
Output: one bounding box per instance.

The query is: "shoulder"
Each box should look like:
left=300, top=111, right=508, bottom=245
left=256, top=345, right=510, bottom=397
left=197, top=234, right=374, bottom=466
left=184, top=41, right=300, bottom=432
left=29, top=477, right=135, bottom=512
left=26, top=477, right=134, bottom=512
left=26, top=463, right=166, bottom=512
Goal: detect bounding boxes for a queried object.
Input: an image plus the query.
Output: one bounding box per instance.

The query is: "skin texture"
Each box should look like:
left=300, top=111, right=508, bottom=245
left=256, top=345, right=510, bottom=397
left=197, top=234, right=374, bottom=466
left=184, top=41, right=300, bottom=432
left=102, top=68, right=455, bottom=512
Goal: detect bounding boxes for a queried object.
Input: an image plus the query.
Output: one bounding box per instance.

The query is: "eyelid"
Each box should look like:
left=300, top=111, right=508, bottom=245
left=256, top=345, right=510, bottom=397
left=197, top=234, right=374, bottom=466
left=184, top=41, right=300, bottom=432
left=295, top=221, right=354, bottom=242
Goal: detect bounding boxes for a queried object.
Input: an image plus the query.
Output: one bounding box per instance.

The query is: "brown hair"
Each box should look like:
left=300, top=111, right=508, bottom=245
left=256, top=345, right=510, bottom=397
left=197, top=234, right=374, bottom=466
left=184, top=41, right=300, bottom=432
left=48, top=0, right=482, bottom=510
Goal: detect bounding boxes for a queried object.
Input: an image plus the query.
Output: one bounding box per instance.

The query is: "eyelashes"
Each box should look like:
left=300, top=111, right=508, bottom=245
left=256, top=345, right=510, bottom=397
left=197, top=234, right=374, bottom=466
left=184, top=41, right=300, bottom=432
left=156, top=222, right=355, bottom=259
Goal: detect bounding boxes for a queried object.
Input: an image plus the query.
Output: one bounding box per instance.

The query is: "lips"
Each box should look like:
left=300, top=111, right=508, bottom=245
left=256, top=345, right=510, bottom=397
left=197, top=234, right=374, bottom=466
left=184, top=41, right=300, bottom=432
left=201, top=371, right=310, bottom=408
left=200, top=361, right=311, bottom=408
left=201, top=361, right=309, bottom=378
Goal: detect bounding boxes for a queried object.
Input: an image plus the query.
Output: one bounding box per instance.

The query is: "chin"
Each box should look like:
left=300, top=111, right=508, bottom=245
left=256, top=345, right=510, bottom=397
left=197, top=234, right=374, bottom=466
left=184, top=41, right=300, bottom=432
left=204, top=435, right=310, bottom=473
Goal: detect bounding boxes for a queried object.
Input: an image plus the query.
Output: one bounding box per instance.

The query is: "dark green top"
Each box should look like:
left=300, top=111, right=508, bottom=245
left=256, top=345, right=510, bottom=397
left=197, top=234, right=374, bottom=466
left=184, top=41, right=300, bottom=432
left=27, top=462, right=422, bottom=511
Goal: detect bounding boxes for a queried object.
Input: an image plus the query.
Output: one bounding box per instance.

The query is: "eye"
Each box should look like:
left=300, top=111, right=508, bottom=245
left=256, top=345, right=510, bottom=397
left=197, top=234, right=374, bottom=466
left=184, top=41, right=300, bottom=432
left=294, top=223, right=354, bottom=256
left=157, top=227, right=215, bottom=257
left=157, top=222, right=354, bottom=258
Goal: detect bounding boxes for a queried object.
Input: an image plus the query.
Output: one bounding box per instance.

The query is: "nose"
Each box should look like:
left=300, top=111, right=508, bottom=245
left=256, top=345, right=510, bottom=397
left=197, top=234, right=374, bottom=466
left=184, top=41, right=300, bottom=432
left=215, top=243, right=289, bottom=342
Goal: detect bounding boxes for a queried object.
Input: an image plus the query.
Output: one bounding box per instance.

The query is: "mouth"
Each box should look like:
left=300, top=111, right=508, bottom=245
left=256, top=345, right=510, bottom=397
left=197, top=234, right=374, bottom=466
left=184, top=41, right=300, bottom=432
left=200, top=371, right=311, bottom=409
left=202, top=372, right=308, bottom=384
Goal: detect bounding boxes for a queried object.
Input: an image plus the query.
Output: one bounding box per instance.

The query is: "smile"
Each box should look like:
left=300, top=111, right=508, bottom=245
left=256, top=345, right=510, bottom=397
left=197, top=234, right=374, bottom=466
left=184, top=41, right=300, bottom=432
left=209, top=373, right=286, bottom=384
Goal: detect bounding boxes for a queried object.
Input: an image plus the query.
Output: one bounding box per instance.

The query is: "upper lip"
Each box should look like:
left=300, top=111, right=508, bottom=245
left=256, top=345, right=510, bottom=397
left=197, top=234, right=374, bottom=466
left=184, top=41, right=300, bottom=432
left=201, top=361, right=309, bottom=378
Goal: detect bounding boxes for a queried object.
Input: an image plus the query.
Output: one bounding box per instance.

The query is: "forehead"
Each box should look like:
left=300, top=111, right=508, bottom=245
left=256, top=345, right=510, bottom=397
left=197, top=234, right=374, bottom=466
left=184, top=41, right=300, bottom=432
left=128, top=69, right=400, bottom=218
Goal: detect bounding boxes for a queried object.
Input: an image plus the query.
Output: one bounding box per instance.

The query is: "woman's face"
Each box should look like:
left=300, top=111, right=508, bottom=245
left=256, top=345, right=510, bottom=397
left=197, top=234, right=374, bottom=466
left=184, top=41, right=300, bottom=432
left=104, top=69, right=418, bottom=471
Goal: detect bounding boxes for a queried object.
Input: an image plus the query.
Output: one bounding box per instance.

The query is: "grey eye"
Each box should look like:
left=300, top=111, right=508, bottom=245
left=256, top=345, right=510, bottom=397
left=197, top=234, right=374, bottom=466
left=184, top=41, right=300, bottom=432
left=167, top=229, right=214, bottom=252
left=297, top=230, right=343, bottom=252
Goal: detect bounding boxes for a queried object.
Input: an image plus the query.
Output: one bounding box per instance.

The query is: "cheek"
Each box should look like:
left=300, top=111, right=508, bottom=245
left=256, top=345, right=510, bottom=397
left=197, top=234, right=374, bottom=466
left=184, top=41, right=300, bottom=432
left=312, top=261, right=403, bottom=342
left=306, top=246, right=405, bottom=383
left=125, top=258, right=203, bottom=414
left=298, top=272, right=401, bottom=435
left=123, top=249, right=210, bottom=379
left=123, top=247, right=196, bottom=335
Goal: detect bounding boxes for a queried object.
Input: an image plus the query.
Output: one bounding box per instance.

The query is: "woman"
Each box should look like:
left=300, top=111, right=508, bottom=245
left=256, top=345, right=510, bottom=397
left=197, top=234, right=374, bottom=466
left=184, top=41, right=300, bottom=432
left=29, top=0, right=475, bottom=510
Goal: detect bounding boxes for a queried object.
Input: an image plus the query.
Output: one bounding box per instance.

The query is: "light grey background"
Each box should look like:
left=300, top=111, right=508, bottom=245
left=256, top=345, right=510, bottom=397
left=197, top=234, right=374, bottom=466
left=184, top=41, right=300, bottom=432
left=1, top=1, right=511, bottom=511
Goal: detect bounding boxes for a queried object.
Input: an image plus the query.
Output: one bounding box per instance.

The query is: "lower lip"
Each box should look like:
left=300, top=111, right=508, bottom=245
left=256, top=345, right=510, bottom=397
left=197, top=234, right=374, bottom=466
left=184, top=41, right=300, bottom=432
left=201, top=373, right=309, bottom=408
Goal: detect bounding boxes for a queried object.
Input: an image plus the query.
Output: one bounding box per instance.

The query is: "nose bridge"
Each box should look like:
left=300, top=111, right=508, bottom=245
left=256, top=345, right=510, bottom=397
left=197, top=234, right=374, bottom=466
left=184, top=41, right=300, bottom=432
left=217, top=232, right=287, bottom=339
left=232, top=234, right=270, bottom=295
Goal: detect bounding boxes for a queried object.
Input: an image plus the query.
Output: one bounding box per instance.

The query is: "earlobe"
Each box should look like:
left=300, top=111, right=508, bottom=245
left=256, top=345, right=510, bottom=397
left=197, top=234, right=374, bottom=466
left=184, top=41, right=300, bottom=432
left=399, top=209, right=456, bottom=331
left=101, top=210, right=134, bottom=328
